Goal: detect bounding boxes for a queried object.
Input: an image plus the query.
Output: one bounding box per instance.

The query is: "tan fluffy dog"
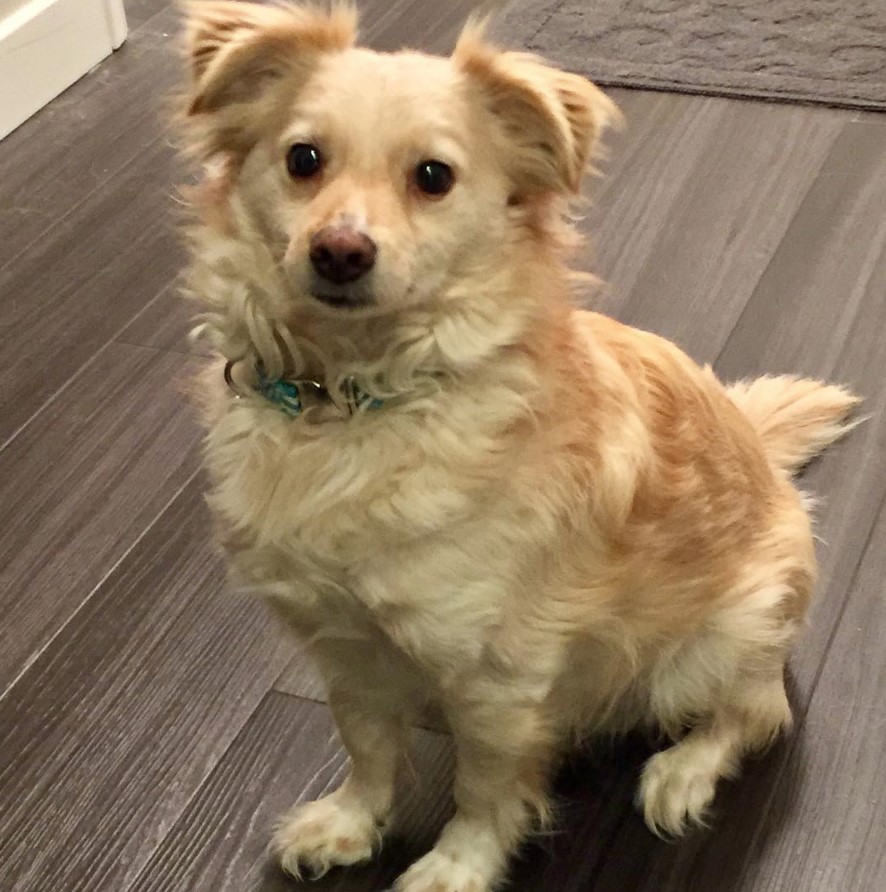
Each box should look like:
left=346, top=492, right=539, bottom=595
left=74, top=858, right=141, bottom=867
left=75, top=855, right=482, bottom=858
left=177, top=3, right=859, bottom=890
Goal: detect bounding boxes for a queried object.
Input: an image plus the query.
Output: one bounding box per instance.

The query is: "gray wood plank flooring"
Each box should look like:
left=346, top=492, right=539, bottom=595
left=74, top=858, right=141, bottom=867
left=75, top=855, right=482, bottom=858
left=717, top=119, right=886, bottom=701
left=0, top=136, right=183, bottom=443
left=130, top=693, right=456, bottom=892
left=0, top=5, right=181, bottom=267
left=0, top=482, right=293, bottom=892
left=747, top=498, right=886, bottom=892
left=0, top=344, right=202, bottom=691
left=0, top=0, right=883, bottom=890
left=587, top=93, right=846, bottom=363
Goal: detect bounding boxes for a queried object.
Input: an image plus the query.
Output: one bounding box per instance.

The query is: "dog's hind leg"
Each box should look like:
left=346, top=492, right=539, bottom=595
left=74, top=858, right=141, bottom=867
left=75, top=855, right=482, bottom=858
left=637, top=538, right=810, bottom=837
left=638, top=671, right=792, bottom=837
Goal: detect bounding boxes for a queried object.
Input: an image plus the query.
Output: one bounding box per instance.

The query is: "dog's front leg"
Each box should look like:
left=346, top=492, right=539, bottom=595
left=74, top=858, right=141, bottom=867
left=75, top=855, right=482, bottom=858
left=273, top=648, right=412, bottom=879
left=393, top=696, right=554, bottom=892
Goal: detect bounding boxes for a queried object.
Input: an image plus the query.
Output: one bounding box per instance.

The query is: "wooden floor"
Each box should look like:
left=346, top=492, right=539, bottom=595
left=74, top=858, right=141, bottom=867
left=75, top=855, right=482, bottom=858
left=1, top=2, right=885, bottom=890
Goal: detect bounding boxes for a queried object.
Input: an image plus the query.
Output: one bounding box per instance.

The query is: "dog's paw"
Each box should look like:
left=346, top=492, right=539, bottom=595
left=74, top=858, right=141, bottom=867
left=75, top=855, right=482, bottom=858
left=637, top=745, right=718, bottom=837
left=273, top=792, right=381, bottom=879
left=391, top=850, right=489, bottom=892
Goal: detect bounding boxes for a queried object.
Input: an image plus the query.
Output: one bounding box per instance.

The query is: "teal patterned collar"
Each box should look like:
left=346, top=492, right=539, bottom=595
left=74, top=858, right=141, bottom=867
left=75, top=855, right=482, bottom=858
left=224, top=360, right=383, bottom=418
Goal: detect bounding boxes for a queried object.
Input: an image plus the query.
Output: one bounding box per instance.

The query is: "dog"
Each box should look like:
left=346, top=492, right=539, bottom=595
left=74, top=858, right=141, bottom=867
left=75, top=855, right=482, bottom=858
left=175, top=3, right=860, bottom=890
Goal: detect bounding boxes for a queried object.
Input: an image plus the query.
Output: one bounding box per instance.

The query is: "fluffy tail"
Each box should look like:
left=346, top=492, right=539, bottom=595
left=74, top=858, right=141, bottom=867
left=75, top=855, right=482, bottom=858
left=726, top=375, right=861, bottom=475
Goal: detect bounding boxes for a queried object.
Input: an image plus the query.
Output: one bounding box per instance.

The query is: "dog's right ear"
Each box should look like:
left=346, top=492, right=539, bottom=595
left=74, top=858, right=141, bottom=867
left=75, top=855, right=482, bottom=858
left=181, top=1, right=356, bottom=156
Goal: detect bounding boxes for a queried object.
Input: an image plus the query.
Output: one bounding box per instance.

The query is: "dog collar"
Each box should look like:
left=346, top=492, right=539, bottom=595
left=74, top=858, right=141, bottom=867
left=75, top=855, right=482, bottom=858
left=223, top=360, right=384, bottom=418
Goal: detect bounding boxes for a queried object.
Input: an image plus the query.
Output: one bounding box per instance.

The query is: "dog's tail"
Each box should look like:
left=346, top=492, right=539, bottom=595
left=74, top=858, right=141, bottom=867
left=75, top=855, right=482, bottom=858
left=726, top=375, right=861, bottom=475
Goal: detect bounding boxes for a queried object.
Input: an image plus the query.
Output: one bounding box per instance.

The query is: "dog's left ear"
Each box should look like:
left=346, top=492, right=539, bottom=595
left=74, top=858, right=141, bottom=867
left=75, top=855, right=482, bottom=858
left=454, top=21, right=620, bottom=196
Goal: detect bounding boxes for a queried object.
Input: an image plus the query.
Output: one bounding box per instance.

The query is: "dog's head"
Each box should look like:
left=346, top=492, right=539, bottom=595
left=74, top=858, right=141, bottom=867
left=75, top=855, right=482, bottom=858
left=181, top=1, right=617, bottom=340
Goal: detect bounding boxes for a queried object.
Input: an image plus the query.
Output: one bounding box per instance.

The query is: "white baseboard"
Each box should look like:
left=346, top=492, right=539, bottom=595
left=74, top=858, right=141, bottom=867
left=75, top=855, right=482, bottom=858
left=0, top=0, right=128, bottom=141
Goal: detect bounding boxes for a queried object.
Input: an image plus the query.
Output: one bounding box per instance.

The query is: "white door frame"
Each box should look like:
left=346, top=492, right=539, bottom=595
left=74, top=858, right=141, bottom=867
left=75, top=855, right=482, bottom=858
left=0, top=0, right=128, bottom=140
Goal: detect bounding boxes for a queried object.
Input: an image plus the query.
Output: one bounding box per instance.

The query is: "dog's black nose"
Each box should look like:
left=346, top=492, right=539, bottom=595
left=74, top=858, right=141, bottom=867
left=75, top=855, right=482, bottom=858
left=309, top=226, right=377, bottom=284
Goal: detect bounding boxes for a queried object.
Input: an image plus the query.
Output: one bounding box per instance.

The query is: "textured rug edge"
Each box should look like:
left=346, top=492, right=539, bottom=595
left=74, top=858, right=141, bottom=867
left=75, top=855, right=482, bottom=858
left=581, top=73, right=886, bottom=113
left=491, top=0, right=886, bottom=114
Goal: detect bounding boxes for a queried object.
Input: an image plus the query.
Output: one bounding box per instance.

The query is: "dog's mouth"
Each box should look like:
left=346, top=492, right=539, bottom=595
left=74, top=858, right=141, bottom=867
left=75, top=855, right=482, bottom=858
left=311, top=291, right=375, bottom=310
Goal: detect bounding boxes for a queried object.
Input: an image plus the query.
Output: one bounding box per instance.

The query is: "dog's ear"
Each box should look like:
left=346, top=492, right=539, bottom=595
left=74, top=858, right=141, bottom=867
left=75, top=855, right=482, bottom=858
left=181, top=1, right=356, bottom=155
left=454, top=20, right=620, bottom=197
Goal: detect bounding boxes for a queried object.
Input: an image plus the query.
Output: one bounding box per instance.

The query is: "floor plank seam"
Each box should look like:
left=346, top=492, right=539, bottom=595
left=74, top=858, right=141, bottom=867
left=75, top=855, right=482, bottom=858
left=271, top=683, right=328, bottom=709
left=0, top=279, right=176, bottom=455
left=0, top=468, right=200, bottom=705
left=112, top=336, right=206, bottom=359
left=0, top=11, right=181, bottom=276
left=711, top=121, right=849, bottom=364
left=132, top=1, right=179, bottom=38
left=0, top=125, right=167, bottom=277
left=121, top=689, right=316, bottom=892
left=113, top=338, right=204, bottom=358
left=799, top=483, right=886, bottom=708
left=708, top=484, right=886, bottom=891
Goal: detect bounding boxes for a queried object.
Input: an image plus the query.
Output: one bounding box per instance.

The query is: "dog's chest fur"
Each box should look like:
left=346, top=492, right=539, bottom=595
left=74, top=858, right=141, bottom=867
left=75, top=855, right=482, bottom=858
left=202, top=377, right=546, bottom=678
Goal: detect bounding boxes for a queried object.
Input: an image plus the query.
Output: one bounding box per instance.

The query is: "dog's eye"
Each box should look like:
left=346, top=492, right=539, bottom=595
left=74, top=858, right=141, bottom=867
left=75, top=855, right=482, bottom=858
left=286, top=143, right=323, bottom=179
left=414, top=160, right=454, bottom=197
